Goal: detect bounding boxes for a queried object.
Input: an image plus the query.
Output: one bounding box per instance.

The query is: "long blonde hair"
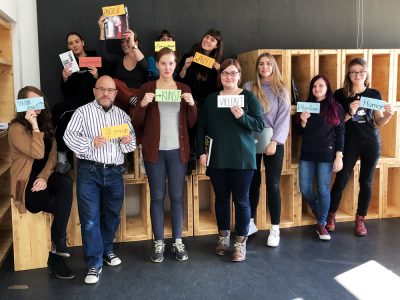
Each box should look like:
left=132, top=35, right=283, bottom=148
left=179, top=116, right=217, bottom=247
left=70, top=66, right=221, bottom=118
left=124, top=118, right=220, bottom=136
left=343, top=57, right=370, bottom=98
left=252, top=53, right=289, bottom=112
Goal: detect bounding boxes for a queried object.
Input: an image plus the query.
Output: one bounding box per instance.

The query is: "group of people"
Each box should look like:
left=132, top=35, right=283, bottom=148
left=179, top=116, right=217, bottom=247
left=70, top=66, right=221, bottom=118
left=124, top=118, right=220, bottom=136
left=8, top=21, right=394, bottom=285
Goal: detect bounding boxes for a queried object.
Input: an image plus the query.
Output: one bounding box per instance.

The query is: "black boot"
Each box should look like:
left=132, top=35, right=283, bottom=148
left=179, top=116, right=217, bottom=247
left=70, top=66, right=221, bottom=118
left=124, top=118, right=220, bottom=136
left=47, top=252, right=75, bottom=279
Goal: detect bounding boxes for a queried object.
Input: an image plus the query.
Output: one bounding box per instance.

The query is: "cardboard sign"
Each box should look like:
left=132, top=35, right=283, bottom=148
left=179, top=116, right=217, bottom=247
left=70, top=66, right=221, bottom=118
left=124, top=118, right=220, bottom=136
left=102, top=4, right=125, bottom=17
left=193, top=52, right=215, bottom=69
left=360, top=96, right=386, bottom=111
left=217, top=95, right=244, bottom=108
left=101, top=123, right=130, bottom=139
left=16, top=97, right=45, bottom=112
left=0, top=123, right=8, bottom=130
left=296, top=102, right=321, bottom=114
left=79, top=57, right=102, bottom=68
left=155, top=89, right=182, bottom=102
left=59, top=50, right=79, bottom=73
left=154, top=41, right=176, bottom=52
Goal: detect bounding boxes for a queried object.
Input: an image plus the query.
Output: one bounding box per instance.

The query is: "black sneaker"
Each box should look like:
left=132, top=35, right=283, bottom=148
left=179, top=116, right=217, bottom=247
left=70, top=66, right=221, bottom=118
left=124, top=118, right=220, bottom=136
left=47, top=252, right=75, bottom=280
left=84, top=267, right=102, bottom=284
left=171, top=238, right=188, bottom=261
left=51, top=239, right=70, bottom=258
left=103, top=252, right=121, bottom=266
left=151, top=240, right=165, bottom=263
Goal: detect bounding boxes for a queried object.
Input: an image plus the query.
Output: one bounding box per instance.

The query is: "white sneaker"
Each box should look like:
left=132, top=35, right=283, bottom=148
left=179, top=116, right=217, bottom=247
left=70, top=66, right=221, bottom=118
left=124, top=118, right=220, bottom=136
left=267, top=228, right=280, bottom=247
left=247, top=219, right=258, bottom=236
left=84, top=267, right=102, bottom=284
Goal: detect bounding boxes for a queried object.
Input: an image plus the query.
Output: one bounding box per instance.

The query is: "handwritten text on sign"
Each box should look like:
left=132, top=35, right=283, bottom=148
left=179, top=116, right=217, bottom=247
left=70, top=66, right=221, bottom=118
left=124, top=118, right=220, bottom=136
left=217, top=95, right=244, bottom=108
left=296, top=102, right=321, bottom=114
left=16, top=97, right=45, bottom=112
left=193, top=52, right=215, bottom=69
left=102, top=4, right=125, bottom=17
left=79, top=57, right=102, bottom=68
left=101, top=123, right=130, bottom=139
left=155, top=89, right=182, bottom=102
left=154, top=41, right=176, bottom=52
left=359, top=96, right=386, bottom=111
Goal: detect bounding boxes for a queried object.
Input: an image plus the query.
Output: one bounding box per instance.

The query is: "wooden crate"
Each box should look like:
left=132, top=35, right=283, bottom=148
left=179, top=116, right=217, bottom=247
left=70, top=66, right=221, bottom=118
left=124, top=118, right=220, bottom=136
left=193, top=175, right=217, bottom=236
left=378, top=111, right=399, bottom=162
left=0, top=169, right=11, bottom=268
left=384, top=163, right=400, bottom=218
left=289, top=113, right=301, bottom=169
left=290, top=50, right=315, bottom=102
left=315, top=50, right=341, bottom=92
left=368, top=49, right=395, bottom=103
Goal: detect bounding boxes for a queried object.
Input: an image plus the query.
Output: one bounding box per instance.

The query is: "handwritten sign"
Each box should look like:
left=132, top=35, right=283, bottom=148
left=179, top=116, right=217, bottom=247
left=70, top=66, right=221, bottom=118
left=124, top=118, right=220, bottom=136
left=154, top=41, right=176, bottom=52
left=16, top=97, right=45, bottom=112
left=217, top=95, right=244, bottom=108
left=59, top=50, right=80, bottom=73
left=296, top=102, right=320, bottom=114
left=79, top=57, right=102, bottom=68
left=360, top=96, right=385, bottom=111
left=102, top=4, right=125, bottom=17
left=155, top=89, right=182, bottom=102
left=193, top=52, right=215, bottom=69
left=101, top=123, right=130, bottom=139
left=0, top=123, right=8, bottom=130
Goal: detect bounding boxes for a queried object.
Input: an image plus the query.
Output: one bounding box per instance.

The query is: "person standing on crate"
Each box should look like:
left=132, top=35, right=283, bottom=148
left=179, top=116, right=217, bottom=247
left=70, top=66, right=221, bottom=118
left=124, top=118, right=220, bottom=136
left=242, top=53, right=291, bottom=247
left=63, top=75, right=136, bottom=284
left=9, top=86, right=75, bottom=279
left=327, top=58, right=393, bottom=236
left=197, top=59, right=264, bottom=262
left=297, top=75, right=344, bottom=241
left=132, top=47, right=197, bottom=263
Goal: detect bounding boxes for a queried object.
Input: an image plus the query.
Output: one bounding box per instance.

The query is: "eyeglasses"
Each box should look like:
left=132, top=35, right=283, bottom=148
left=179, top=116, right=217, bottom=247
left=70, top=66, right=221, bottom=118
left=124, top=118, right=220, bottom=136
left=349, top=70, right=367, bottom=77
left=95, top=87, right=117, bottom=94
left=221, top=71, right=240, bottom=77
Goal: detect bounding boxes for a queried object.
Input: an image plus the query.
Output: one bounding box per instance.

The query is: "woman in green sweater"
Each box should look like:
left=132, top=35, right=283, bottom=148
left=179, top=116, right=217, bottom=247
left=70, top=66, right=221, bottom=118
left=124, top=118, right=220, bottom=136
left=196, top=59, right=264, bottom=262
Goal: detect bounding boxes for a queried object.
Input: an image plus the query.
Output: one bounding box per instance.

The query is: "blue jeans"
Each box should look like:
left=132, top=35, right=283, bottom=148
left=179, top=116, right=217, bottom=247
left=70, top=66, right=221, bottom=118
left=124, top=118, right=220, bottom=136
left=299, top=160, right=332, bottom=225
left=207, top=168, right=253, bottom=236
left=144, top=150, right=187, bottom=240
left=77, top=161, right=125, bottom=268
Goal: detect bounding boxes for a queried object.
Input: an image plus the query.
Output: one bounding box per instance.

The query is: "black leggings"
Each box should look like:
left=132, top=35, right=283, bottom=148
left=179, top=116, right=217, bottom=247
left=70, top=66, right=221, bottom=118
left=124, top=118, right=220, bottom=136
left=25, top=172, right=73, bottom=248
left=330, top=140, right=381, bottom=216
left=248, top=145, right=284, bottom=224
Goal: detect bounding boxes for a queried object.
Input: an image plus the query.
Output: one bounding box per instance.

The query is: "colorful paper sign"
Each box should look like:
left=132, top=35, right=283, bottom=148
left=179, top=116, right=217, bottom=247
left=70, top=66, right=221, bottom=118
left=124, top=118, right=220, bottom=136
left=79, top=57, right=102, bottom=68
left=155, top=89, right=182, bottom=102
left=359, top=96, right=386, bottom=111
left=193, top=52, right=215, bottom=69
left=217, top=95, right=244, bottom=108
left=101, top=123, right=130, bottom=139
left=59, top=50, right=80, bottom=73
left=15, top=97, right=45, bottom=112
left=102, top=4, right=125, bottom=17
left=0, top=123, right=8, bottom=130
left=154, top=41, right=176, bottom=52
left=296, top=102, right=321, bottom=113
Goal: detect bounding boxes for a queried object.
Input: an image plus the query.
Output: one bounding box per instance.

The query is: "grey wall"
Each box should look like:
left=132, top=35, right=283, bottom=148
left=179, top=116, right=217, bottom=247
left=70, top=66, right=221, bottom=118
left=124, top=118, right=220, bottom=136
left=37, top=0, right=400, bottom=106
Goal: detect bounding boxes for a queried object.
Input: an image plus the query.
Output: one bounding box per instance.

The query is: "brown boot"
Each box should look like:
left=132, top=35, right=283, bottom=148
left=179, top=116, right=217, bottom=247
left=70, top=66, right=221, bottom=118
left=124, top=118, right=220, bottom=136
left=326, top=212, right=336, bottom=232
left=232, top=236, right=247, bottom=262
left=355, top=214, right=367, bottom=236
left=215, top=230, right=230, bottom=256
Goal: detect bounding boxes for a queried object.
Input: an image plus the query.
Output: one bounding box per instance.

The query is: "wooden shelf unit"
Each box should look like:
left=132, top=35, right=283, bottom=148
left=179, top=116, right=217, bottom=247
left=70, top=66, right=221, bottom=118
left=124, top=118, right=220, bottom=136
left=368, top=49, right=395, bottom=103
left=384, top=163, right=400, bottom=218
left=193, top=175, right=217, bottom=236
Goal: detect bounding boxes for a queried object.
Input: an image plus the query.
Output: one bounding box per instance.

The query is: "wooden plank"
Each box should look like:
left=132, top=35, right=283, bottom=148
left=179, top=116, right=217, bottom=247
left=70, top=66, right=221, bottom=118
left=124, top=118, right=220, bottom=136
left=315, top=50, right=341, bottom=92
left=385, top=163, right=400, bottom=218
left=369, top=50, right=393, bottom=102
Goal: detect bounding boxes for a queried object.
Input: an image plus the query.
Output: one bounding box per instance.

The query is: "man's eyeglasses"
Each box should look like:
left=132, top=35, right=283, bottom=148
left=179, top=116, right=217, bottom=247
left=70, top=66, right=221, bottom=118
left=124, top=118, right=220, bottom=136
left=95, top=87, right=118, bottom=93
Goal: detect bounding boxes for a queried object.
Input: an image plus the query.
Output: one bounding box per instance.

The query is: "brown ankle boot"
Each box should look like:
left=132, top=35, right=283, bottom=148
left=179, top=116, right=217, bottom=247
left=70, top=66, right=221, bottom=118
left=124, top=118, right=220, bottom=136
left=232, top=236, right=247, bottom=262
left=326, top=212, right=336, bottom=232
left=355, top=214, right=367, bottom=236
left=216, top=230, right=230, bottom=256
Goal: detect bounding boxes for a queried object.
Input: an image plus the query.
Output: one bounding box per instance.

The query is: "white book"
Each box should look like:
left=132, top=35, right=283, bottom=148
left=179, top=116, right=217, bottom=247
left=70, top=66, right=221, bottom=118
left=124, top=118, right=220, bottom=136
left=205, top=136, right=213, bottom=166
left=59, top=50, right=80, bottom=73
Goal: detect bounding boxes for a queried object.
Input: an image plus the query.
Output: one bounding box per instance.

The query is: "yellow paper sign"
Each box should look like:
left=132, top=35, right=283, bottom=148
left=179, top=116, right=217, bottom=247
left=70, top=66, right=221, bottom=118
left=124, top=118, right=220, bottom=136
left=102, top=4, right=125, bottom=17
left=154, top=41, right=176, bottom=52
left=101, top=123, right=130, bottom=139
left=193, top=52, right=215, bottom=69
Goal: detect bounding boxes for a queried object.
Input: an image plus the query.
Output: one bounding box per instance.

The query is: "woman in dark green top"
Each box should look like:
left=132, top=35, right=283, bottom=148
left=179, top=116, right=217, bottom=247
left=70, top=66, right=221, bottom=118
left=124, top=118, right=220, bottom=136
left=196, top=59, right=264, bottom=262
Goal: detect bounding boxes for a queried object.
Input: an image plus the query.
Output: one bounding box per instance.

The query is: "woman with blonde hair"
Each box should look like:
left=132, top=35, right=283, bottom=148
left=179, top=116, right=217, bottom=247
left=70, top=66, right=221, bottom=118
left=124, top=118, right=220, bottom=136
left=242, top=53, right=290, bottom=247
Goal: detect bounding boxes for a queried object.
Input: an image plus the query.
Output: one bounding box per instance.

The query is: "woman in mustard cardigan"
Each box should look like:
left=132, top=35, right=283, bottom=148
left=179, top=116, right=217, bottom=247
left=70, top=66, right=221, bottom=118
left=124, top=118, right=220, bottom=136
left=9, top=86, right=74, bottom=279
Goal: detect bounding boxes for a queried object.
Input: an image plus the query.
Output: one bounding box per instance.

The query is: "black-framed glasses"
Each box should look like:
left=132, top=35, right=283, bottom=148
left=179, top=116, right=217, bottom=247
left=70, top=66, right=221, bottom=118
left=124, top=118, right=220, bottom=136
left=95, top=87, right=118, bottom=93
left=349, top=70, right=367, bottom=77
left=221, top=71, right=240, bottom=77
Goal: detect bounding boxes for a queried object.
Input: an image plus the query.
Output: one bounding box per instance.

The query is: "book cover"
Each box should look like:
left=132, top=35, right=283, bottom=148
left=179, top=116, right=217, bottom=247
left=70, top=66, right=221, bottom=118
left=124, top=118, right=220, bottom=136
left=104, top=6, right=129, bottom=40
left=59, top=50, right=80, bottom=73
left=204, top=136, right=213, bottom=166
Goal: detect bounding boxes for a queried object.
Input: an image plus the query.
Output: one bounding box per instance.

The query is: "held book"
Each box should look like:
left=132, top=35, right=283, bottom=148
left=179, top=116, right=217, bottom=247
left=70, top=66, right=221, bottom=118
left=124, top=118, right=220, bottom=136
left=104, top=6, right=129, bottom=40
left=59, top=50, right=79, bottom=73
left=204, top=136, right=213, bottom=166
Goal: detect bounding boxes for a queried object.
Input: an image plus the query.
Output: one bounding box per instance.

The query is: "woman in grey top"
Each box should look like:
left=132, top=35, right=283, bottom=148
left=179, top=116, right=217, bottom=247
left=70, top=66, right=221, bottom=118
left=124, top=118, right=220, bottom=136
left=243, top=53, right=290, bottom=247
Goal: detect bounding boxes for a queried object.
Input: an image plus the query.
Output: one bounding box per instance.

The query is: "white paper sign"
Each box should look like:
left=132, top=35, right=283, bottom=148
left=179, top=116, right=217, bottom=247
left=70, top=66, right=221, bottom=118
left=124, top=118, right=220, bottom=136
left=217, top=95, right=244, bottom=108
left=59, top=50, right=80, bottom=73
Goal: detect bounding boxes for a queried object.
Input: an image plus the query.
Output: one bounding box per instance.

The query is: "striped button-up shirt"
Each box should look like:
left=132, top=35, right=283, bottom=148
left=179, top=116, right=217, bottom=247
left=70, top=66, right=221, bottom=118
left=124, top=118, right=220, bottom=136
left=64, top=100, right=136, bottom=164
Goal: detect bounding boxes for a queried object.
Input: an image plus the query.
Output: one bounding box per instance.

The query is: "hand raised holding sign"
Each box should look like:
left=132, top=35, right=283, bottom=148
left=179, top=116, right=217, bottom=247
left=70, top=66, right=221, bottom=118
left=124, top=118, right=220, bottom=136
left=141, top=93, right=155, bottom=107
left=181, top=93, right=195, bottom=106
left=25, top=110, right=39, bottom=128
left=300, top=111, right=311, bottom=128
left=383, top=103, right=394, bottom=118
left=230, top=105, right=244, bottom=119
left=213, top=61, right=221, bottom=70
left=349, top=100, right=360, bottom=116
left=120, top=134, right=132, bottom=145
left=93, top=136, right=107, bottom=148
left=62, top=67, right=73, bottom=82
left=87, top=66, right=99, bottom=79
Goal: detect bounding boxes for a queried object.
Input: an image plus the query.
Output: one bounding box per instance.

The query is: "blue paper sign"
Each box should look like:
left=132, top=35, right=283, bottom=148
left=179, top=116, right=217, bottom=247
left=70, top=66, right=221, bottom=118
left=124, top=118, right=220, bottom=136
left=359, top=96, right=385, bottom=111
left=15, top=97, right=45, bottom=112
left=296, top=102, right=320, bottom=114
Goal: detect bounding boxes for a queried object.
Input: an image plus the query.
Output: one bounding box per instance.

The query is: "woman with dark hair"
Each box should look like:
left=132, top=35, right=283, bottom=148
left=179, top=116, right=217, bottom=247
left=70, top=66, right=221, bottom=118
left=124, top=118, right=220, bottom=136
left=9, top=86, right=74, bottom=279
left=197, top=59, right=264, bottom=262
left=132, top=47, right=197, bottom=263
left=242, top=53, right=290, bottom=246
left=52, top=31, right=101, bottom=173
left=327, top=58, right=394, bottom=236
left=298, top=75, right=344, bottom=240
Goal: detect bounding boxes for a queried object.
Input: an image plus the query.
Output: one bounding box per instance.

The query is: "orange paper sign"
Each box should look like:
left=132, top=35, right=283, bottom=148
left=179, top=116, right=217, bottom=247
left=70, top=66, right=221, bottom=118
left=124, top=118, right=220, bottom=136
left=79, top=57, right=102, bottom=68
left=102, top=4, right=125, bottom=17
left=193, top=52, right=215, bottom=69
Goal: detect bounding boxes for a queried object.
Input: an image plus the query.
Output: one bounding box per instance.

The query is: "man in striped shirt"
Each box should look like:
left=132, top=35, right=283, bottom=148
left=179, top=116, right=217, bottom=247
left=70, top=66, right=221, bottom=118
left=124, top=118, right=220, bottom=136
left=64, top=75, right=136, bottom=284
